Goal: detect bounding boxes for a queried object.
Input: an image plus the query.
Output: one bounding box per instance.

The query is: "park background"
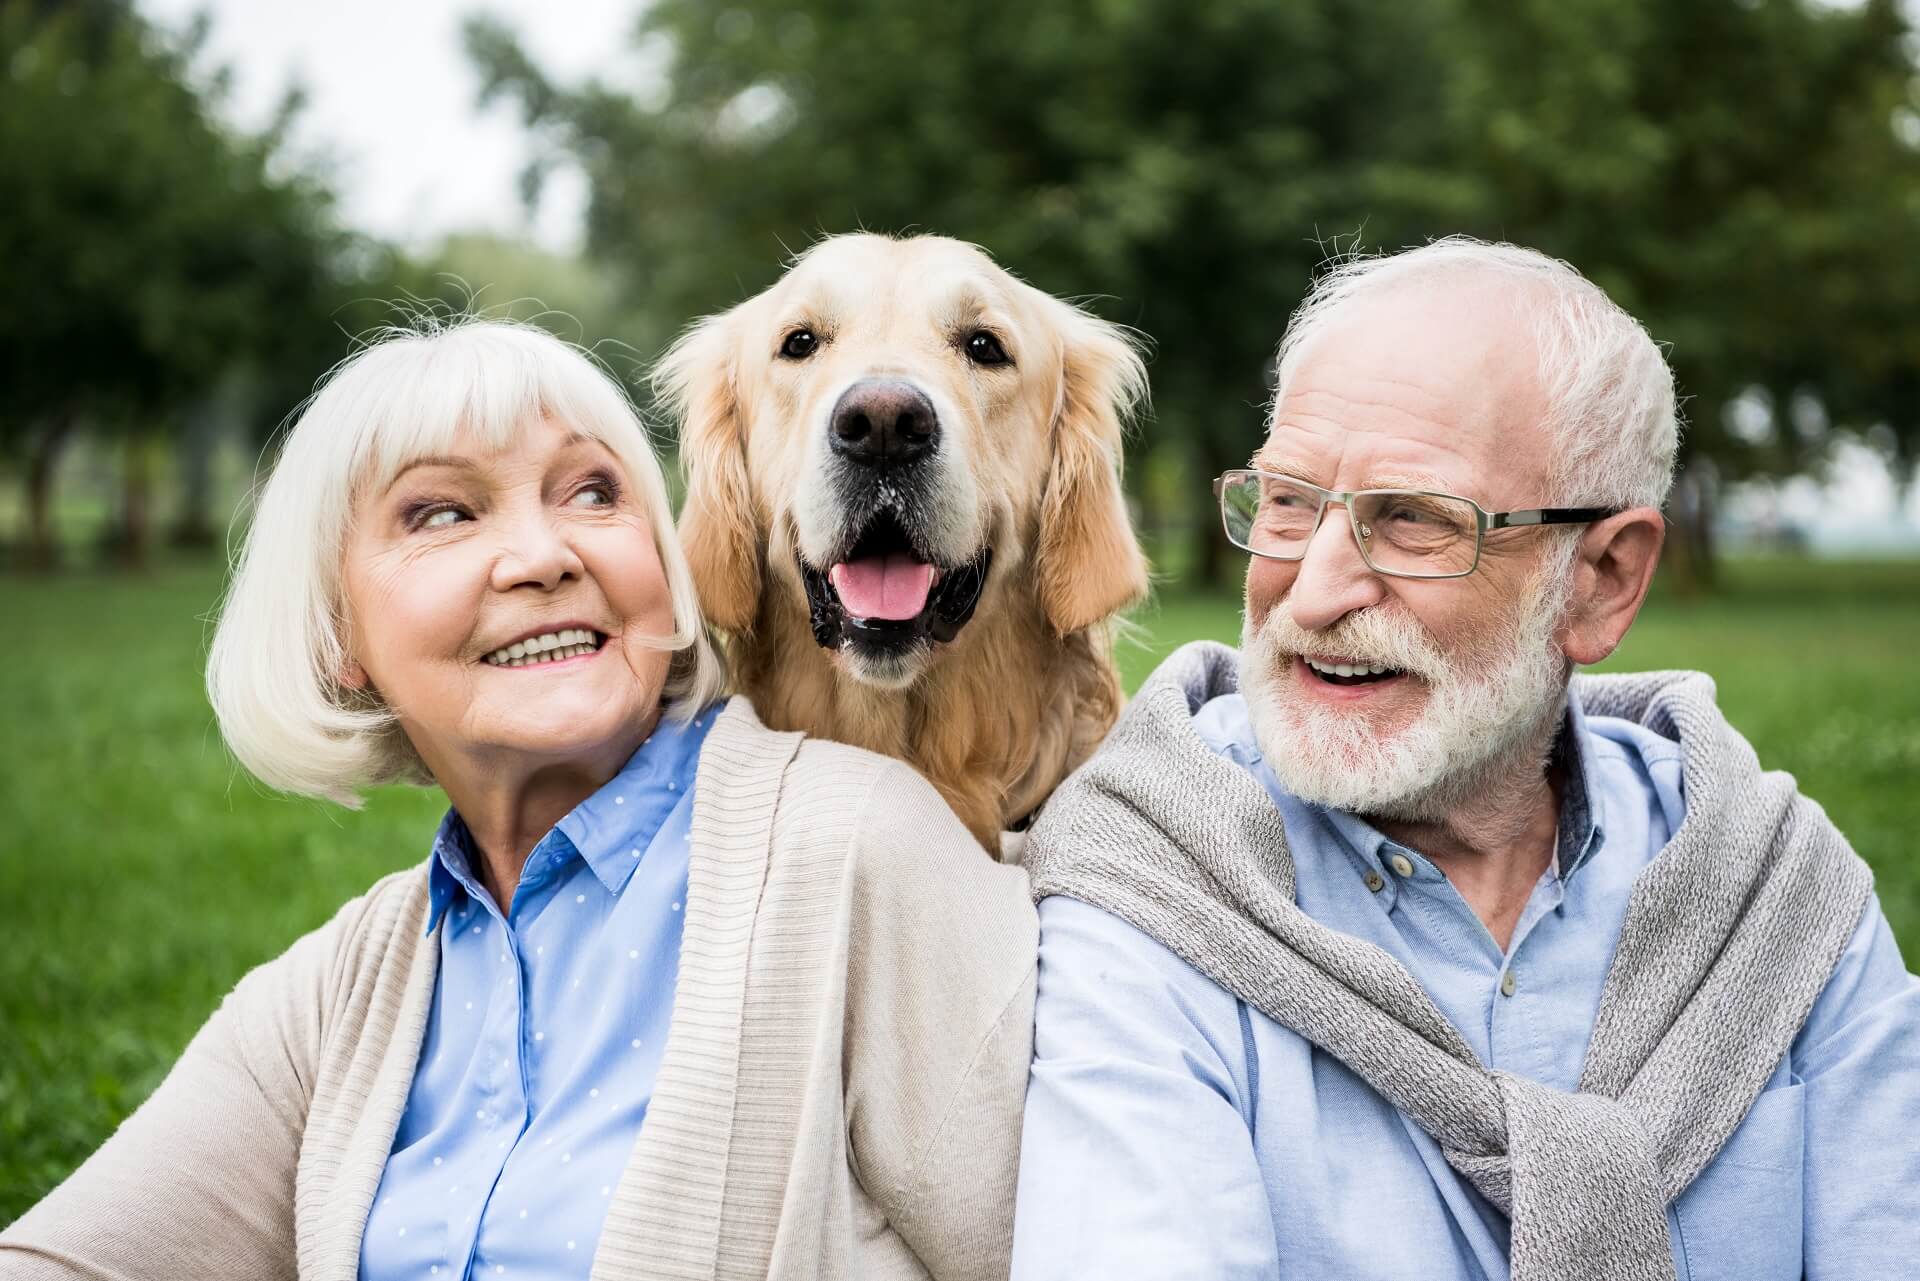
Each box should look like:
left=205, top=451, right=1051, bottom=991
left=3, top=0, right=1919, bottom=1221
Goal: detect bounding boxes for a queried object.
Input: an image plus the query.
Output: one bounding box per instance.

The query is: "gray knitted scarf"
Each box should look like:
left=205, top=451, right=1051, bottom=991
left=1024, top=641, right=1872, bottom=1281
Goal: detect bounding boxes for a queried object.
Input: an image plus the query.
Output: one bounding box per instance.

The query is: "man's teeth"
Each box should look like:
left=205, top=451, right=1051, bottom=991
left=483, top=629, right=603, bottom=667
left=1304, top=657, right=1396, bottom=678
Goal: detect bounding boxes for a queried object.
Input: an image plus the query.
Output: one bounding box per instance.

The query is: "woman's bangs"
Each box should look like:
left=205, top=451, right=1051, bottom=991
left=347, top=337, right=578, bottom=499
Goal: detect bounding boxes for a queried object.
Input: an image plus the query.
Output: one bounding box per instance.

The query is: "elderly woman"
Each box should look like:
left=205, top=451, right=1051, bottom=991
left=0, top=321, right=1036, bottom=1281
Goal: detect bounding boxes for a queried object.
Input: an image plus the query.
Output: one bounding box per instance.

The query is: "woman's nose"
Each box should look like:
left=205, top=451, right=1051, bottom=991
left=489, top=510, right=586, bottom=593
left=1286, top=503, right=1387, bottom=632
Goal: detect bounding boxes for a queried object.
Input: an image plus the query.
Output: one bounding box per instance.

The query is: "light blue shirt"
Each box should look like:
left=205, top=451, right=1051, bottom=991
left=1012, top=688, right=1920, bottom=1281
left=360, top=705, right=719, bottom=1281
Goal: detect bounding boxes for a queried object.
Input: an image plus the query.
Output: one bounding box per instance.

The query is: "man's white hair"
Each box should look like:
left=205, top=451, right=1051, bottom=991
left=1272, top=236, right=1680, bottom=509
left=207, top=318, right=727, bottom=807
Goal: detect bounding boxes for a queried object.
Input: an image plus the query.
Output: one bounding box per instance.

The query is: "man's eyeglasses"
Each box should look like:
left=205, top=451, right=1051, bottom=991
left=1213, top=469, right=1623, bottom=580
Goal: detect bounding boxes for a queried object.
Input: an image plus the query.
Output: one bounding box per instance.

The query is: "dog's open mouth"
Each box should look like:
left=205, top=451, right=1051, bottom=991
left=800, top=509, right=991, bottom=652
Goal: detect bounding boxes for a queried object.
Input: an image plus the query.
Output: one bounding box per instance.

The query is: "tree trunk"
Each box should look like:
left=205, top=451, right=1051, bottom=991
left=1661, top=460, right=1719, bottom=596
left=116, top=435, right=157, bottom=570
left=23, top=412, right=76, bottom=572
left=1192, top=432, right=1242, bottom=590
left=169, top=407, right=220, bottom=549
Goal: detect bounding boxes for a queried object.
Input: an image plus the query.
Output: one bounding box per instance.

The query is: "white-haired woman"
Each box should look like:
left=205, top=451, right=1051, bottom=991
left=0, top=321, right=1036, bottom=1281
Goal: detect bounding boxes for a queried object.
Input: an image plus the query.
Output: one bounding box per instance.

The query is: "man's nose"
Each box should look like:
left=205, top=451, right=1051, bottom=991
left=1285, top=504, right=1387, bottom=632
left=489, top=509, right=585, bottom=592
left=829, top=378, right=940, bottom=467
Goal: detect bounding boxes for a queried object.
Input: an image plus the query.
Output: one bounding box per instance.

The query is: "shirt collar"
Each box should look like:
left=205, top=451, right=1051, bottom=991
left=425, top=811, right=476, bottom=932
left=1311, top=687, right=1609, bottom=891
left=1553, top=685, right=1607, bottom=881
left=425, top=701, right=723, bottom=934
left=1197, top=683, right=1609, bottom=903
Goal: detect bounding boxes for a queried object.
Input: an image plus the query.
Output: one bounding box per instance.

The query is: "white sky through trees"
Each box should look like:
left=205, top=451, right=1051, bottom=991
left=131, top=0, right=1920, bottom=542
left=137, top=0, right=636, bottom=254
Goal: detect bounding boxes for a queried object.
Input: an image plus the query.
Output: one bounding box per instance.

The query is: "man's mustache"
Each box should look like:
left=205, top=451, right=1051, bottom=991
left=1252, top=604, right=1449, bottom=686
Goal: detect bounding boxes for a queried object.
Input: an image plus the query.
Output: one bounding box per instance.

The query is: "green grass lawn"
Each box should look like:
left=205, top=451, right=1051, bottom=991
left=3, top=556, right=1917, bottom=1220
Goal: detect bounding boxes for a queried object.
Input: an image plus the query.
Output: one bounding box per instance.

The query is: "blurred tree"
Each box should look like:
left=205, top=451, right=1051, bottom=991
left=1435, top=0, right=1920, bottom=587
left=468, top=0, right=1477, bottom=583
left=470, top=0, right=1920, bottom=587
left=412, top=231, right=646, bottom=375
left=0, top=0, right=394, bottom=566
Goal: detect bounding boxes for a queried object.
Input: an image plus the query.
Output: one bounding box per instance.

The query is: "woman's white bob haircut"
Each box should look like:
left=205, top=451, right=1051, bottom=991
left=1272, top=236, right=1681, bottom=510
left=207, top=317, right=727, bottom=807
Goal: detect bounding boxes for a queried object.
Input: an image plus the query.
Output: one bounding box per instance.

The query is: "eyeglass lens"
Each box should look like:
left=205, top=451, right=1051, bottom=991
left=1220, top=473, right=1480, bottom=577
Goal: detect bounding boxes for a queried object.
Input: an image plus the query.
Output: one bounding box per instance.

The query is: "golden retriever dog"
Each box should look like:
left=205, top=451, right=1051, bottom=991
left=654, top=233, right=1148, bottom=850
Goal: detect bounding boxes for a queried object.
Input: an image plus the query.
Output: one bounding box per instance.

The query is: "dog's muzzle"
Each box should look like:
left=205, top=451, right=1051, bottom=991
left=798, top=507, right=992, bottom=655
left=799, top=378, right=990, bottom=661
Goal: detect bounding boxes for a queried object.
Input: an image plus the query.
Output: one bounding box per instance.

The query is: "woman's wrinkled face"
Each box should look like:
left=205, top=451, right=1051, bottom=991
left=340, top=416, right=676, bottom=778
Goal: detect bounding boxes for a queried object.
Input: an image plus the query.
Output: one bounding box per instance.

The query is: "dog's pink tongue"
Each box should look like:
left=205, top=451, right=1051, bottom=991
left=829, top=555, right=935, bottom=620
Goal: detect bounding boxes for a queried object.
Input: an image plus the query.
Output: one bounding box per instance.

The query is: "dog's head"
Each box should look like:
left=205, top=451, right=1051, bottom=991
left=657, top=233, right=1148, bottom=689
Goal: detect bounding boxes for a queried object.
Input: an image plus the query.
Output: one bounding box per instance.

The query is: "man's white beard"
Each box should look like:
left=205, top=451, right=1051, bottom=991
left=1240, top=550, right=1577, bottom=823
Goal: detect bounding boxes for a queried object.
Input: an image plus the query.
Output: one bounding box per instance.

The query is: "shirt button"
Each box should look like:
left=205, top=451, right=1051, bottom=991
left=1500, top=971, right=1517, bottom=998
left=1389, top=853, right=1415, bottom=878
left=1363, top=871, right=1385, bottom=893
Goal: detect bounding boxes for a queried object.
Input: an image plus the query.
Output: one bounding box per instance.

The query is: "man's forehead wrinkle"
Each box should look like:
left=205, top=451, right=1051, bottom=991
left=1265, top=404, right=1485, bottom=493
left=1278, top=383, right=1480, bottom=451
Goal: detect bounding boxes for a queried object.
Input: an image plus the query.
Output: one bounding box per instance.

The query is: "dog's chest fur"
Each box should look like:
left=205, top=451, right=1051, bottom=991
left=730, top=587, right=1122, bottom=852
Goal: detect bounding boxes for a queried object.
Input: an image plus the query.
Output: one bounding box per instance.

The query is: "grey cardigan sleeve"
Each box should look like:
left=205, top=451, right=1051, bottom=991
left=0, top=905, right=343, bottom=1280
left=841, top=760, right=1040, bottom=1281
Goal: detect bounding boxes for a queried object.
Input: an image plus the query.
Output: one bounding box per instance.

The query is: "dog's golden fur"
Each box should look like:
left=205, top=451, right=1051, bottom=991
left=655, top=234, right=1149, bottom=849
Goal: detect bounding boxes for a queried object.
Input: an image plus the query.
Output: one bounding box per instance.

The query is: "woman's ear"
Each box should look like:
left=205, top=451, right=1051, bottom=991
left=1036, top=305, right=1151, bottom=635
left=654, top=311, right=762, bottom=634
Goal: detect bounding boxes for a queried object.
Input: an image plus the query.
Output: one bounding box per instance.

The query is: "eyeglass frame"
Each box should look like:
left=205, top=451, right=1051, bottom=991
left=1212, top=468, right=1624, bottom=580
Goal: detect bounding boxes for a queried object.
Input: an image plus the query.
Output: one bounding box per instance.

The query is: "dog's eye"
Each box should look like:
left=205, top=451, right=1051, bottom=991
left=779, top=328, right=819, bottom=360
left=964, top=331, right=1011, bottom=367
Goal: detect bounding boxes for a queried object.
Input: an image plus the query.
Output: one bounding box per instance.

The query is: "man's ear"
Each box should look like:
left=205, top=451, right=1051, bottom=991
left=1560, top=507, right=1666, bottom=665
left=654, top=311, right=761, bottom=634
left=1035, top=303, right=1152, bottom=636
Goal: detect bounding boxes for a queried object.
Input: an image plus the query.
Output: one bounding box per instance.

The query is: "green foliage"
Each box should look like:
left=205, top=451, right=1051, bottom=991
left=468, top=0, right=1920, bottom=580
left=0, top=3, right=352, bottom=424
left=1436, top=0, right=1920, bottom=485
left=0, top=0, right=408, bottom=563
left=409, top=231, right=651, bottom=387
left=3, top=557, right=1917, bottom=1219
left=467, top=0, right=1473, bottom=473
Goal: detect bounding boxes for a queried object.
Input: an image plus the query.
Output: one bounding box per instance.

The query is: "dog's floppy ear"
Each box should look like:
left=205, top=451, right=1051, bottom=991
left=1036, top=304, right=1151, bottom=635
left=654, top=312, right=761, bottom=634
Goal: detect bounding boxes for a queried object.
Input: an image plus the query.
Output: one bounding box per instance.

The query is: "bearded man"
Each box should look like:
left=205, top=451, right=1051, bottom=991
left=1010, top=239, right=1920, bottom=1281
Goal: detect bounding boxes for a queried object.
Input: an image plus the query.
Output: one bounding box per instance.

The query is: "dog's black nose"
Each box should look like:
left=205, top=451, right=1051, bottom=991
left=829, top=379, right=939, bottom=466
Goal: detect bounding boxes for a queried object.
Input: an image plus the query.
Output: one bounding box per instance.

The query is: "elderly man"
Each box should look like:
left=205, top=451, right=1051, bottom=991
left=1010, top=238, right=1920, bottom=1280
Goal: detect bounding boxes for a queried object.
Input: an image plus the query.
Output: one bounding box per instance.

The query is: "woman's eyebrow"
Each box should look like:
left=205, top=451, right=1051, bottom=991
left=386, top=455, right=477, bottom=486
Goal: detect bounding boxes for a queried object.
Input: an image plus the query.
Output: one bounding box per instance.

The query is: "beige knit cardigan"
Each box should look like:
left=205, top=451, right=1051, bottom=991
left=0, top=698, right=1039, bottom=1281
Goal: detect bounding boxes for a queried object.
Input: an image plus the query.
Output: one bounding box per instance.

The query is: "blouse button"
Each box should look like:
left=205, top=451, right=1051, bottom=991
left=1389, top=853, right=1416, bottom=878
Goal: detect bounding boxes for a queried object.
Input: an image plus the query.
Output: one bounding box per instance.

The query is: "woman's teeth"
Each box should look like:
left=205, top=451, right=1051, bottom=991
left=484, top=629, right=604, bottom=667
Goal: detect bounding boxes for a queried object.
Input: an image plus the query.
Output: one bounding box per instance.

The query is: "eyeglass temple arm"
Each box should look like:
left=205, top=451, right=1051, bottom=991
left=1487, top=506, right=1624, bottom=530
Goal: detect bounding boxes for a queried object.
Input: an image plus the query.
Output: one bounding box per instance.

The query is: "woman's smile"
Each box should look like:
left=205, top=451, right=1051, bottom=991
left=479, top=625, right=610, bottom=669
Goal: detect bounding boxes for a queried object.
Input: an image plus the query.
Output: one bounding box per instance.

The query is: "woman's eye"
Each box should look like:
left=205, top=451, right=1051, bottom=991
left=779, top=328, right=819, bottom=360
left=569, top=484, right=614, bottom=508
left=964, top=331, right=1010, bottom=366
left=419, top=507, right=467, bottom=530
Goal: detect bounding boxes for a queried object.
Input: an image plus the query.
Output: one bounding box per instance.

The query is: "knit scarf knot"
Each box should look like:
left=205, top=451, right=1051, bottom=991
left=1024, top=641, right=1872, bottom=1281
